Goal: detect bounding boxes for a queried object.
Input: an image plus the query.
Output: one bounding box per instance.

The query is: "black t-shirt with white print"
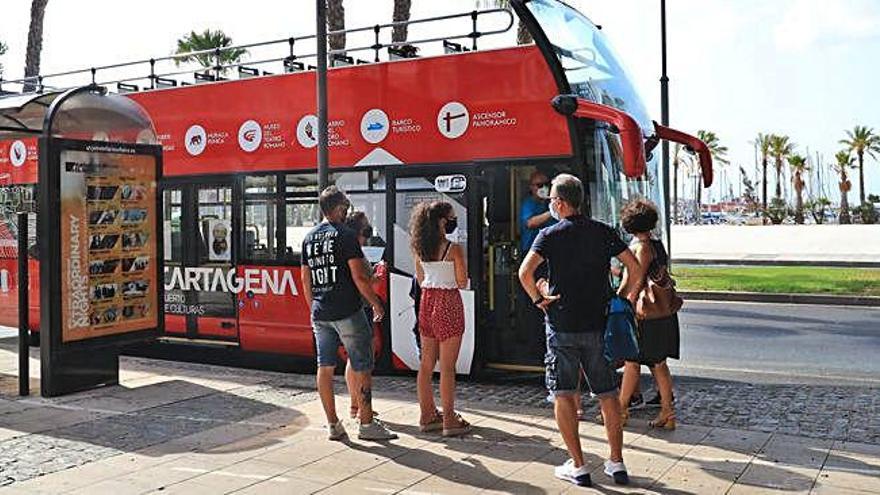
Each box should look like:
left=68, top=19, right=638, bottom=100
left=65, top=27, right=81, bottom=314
left=302, top=222, right=365, bottom=321
left=531, top=214, right=628, bottom=333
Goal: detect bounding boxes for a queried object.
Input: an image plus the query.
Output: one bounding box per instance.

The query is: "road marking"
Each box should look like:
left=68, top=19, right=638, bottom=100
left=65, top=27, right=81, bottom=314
left=673, top=363, right=880, bottom=384
left=683, top=299, right=880, bottom=311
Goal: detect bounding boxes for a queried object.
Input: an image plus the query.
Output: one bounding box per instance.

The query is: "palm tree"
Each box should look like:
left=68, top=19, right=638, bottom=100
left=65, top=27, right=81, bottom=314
left=769, top=134, right=795, bottom=200
left=175, top=30, right=247, bottom=75
left=754, top=133, right=772, bottom=221
left=833, top=151, right=854, bottom=224
left=0, top=40, right=7, bottom=79
left=482, top=0, right=532, bottom=45
left=839, top=126, right=880, bottom=205
left=672, top=143, right=685, bottom=223
left=696, top=130, right=729, bottom=216
left=23, top=0, right=49, bottom=92
left=788, top=154, right=809, bottom=224
left=327, top=0, right=346, bottom=52
left=392, top=0, right=412, bottom=44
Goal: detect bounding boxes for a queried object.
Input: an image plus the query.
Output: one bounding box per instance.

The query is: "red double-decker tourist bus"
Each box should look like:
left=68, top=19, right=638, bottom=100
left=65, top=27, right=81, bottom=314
left=0, top=0, right=711, bottom=373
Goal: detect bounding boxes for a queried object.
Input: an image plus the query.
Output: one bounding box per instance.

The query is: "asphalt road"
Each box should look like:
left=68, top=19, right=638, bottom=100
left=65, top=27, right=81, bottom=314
left=1, top=301, right=877, bottom=386
left=672, top=300, right=880, bottom=386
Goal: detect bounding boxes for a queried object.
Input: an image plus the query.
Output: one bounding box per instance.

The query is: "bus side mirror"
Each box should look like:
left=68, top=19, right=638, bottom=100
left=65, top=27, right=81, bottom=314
left=652, top=122, right=714, bottom=187
left=552, top=95, right=646, bottom=178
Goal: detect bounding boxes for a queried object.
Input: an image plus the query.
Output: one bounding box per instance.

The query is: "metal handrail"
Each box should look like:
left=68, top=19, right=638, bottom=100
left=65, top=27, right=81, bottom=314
left=0, top=8, right=514, bottom=94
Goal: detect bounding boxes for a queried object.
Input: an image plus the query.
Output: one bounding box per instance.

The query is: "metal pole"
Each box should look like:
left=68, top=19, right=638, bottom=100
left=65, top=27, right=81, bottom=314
left=316, top=0, right=330, bottom=191
left=17, top=212, right=29, bottom=396
left=660, top=0, right=671, bottom=254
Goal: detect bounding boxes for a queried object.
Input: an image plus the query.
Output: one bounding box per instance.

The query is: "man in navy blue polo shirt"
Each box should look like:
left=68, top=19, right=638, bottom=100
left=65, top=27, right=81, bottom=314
left=519, top=174, right=643, bottom=488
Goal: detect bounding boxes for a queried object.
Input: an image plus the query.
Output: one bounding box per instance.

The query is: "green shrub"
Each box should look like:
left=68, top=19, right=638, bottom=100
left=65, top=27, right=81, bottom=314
left=765, top=198, right=789, bottom=224
left=854, top=201, right=878, bottom=224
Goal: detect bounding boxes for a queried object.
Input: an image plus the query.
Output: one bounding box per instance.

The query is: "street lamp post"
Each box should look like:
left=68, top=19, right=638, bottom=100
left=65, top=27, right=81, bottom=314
left=660, top=0, right=671, bottom=248
left=316, top=0, right=330, bottom=191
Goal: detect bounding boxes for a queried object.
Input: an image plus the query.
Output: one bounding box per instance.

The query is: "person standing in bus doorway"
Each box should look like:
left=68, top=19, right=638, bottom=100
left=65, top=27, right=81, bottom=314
left=344, top=211, right=379, bottom=421
left=301, top=186, right=397, bottom=442
left=519, top=174, right=643, bottom=487
left=520, top=170, right=556, bottom=255
left=411, top=201, right=471, bottom=437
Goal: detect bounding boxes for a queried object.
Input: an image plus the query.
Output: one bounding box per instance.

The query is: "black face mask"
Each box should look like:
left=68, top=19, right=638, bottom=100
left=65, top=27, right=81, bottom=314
left=445, top=218, right=458, bottom=234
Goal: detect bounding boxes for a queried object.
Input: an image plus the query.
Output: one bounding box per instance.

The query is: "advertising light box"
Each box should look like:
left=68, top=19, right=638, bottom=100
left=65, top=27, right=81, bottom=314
left=57, top=141, right=160, bottom=342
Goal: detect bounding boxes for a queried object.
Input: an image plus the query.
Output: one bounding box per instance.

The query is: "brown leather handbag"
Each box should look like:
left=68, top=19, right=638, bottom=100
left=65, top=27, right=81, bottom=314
left=636, top=242, right=683, bottom=321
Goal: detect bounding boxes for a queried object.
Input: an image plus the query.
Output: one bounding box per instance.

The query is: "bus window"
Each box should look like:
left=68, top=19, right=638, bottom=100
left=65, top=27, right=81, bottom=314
left=284, top=201, right=320, bottom=260
left=243, top=175, right=278, bottom=261
left=245, top=198, right=278, bottom=261
left=198, top=187, right=233, bottom=263
left=163, top=189, right=182, bottom=262
left=0, top=185, right=37, bottom=259
left=284, top=172, right=370, bottom=195
left=283, top=171, right=381, bottom=262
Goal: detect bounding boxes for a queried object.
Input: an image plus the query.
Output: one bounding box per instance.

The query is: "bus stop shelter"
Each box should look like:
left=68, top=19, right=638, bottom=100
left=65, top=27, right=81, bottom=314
left=0, top=86, right=163, bottom=397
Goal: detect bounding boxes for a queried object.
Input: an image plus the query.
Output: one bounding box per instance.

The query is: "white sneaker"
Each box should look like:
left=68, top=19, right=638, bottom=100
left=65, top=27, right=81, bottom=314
left=358, top=419, right=398, bottom=441
left=604, top=459, right=629, bottom=485
left=327, top=421, right=347, bottom=441
left=554, top=459, right=592, bottom=486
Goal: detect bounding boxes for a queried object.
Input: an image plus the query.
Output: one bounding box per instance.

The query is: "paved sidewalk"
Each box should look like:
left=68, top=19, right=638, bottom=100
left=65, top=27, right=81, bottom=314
left=0, top=350, right=877, bottom=493
left=671, top=225, right=880, bottom=264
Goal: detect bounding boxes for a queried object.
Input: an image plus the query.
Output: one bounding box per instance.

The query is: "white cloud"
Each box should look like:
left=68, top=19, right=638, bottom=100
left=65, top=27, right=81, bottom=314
left=774, top=0, right=880, bottom=52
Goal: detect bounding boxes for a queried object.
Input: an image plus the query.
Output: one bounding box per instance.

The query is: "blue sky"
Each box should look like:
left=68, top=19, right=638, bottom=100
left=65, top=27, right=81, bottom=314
left=1, top=0, right=878, bottom=204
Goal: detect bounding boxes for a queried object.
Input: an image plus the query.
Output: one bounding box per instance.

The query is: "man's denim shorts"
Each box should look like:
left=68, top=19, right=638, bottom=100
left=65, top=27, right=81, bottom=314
left=545, top=325, right=618, bottom=398
left=313, top=310, right=374, bottom=372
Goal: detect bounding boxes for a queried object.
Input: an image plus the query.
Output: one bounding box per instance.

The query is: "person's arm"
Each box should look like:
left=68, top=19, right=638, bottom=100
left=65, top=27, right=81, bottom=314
left=349, top=258, right=385, bottom=321
left=300, top=265, right=313, bottom=309
left=617, top=249, right=644, bottom=304
left=526, top=210, right=553, bottom=230
left=451, top=243, right=468, bottom=289
left=414, top=252, right=425, bottom=285
left=518, top=251, right=559, bottom=311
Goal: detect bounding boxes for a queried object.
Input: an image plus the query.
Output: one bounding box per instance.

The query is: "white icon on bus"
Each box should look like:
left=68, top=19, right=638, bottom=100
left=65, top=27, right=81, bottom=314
left=9, top=141, right=27, bottom=167
left=360, top=109, right=390, bottom=144
left=437, top=102, right=469, bottom=139
left=296, top=115, right=319, bottom=149
left=185, top=125, right=207, bottom=156
left=238, top=120, right=263, bottom=153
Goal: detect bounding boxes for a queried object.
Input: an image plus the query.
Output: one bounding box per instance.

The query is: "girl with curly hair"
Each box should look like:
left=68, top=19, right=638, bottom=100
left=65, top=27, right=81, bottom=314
left=410, top=201, right=470, bottom=436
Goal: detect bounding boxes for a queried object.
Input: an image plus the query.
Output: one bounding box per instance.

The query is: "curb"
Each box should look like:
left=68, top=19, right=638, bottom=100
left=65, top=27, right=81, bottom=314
left=673, top=258, right=880, bottom=269
left=679, top=290, right=880, bottom=307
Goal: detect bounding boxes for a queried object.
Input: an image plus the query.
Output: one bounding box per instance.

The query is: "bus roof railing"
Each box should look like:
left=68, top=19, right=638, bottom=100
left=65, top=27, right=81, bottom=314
left=0, top=8, right=514, bottom=96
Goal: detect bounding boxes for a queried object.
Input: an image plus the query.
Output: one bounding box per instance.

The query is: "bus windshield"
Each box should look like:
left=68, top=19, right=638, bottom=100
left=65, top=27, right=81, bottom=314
left=526, top=0, right=653, bottom=133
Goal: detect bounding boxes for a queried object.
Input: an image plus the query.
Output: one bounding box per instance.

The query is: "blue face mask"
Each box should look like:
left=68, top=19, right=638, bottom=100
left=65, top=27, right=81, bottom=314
left=549, top=200, right=561, bottom=221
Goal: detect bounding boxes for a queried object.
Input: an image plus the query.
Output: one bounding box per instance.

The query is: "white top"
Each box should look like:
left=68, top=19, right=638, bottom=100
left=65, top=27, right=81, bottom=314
left=420, top=243, right=458, bottom=289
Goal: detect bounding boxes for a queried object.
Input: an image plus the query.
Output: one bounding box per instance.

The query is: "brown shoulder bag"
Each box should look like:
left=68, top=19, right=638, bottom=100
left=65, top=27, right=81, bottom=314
left=635, top=241, right=683, bottom=321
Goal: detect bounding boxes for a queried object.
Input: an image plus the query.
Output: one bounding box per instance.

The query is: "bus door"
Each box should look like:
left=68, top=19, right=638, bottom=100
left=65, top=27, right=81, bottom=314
left=482, top=164, right=571, bottom=369
left=386, top=167, right=480, bottom=374
left=162, top=181, right=238, bottom=342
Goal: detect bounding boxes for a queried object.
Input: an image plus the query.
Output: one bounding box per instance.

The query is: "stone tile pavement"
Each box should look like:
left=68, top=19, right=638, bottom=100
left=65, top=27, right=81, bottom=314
left=0, top=346, right=875, bottom=493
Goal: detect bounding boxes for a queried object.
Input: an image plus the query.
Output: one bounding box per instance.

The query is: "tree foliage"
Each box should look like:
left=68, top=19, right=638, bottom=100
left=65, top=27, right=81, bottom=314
left=0, top=40, right=7, bottom=78
left=174, top=29, right=247, bottom=74
left=839, top=125, right=880, bottom=205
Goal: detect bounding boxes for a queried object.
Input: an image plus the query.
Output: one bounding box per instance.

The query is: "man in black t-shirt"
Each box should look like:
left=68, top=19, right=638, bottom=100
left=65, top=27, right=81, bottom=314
left=301, top=186, right=396, bottom=442
left=519, top=174, right=643, bottom=488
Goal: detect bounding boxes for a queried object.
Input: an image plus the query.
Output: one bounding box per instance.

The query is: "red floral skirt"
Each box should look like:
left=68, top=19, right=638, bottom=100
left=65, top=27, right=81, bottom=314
left=418, top=288, right=464, bottom=341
